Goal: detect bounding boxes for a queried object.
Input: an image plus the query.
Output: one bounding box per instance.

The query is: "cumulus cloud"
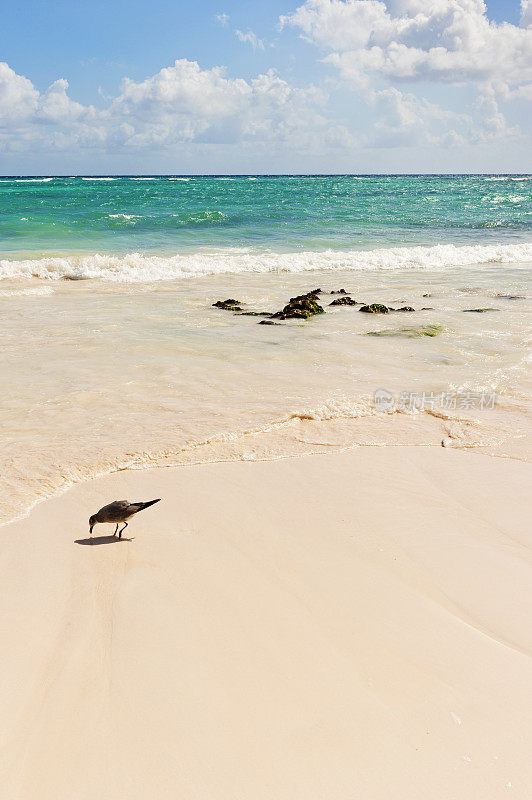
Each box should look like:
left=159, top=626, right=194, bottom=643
left=0, top=59, right=327, bottom=154
left=281, top=0, right=532, bottom=91
left=0, top=62, right=39, bottom=122
left=281, top=0, right=532, bottom=145
left=214, top=12, right=229, bottom=26
left=521, top=0, right=532, bottom=28
left=235, top=29, right=265, bottom=50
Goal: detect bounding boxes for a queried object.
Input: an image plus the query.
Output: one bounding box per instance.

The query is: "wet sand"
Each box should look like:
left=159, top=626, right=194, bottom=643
left=1, top=446, right=531, bottom=799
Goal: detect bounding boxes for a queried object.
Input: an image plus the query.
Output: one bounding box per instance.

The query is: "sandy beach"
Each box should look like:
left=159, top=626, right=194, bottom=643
left=2, top=0, right=532, bottom=791
left=1, top=445, right=531, bottom=799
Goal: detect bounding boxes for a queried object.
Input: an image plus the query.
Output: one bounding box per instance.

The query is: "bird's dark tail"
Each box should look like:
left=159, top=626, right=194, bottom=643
left=136, top=498, right=161, bottom=512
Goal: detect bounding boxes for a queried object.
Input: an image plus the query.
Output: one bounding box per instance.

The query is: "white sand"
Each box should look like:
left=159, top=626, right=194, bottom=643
left=1, top=446, right=531, bottom=799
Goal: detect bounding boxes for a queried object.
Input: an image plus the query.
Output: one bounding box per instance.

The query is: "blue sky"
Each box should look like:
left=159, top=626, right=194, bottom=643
left=1, top=0, right=531, bottom=173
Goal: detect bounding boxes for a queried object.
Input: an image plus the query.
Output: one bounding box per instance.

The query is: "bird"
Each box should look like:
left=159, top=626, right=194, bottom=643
left=89, top=499, right=161, bottom=538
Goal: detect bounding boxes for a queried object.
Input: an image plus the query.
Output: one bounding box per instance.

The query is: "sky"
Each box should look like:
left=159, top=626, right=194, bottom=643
left=1, top=0, right=531, bottom=174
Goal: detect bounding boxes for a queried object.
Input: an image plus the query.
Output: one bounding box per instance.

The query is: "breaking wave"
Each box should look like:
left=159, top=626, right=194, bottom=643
left=1, top=242, right=531, bottom=283
left=0, top=177, right=53, bottom=183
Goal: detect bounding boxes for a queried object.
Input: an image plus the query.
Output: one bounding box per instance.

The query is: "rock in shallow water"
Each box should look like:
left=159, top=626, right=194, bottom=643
left=462, top=308, right=499, bottom=313
left=359, top=303, right=390, bottom=314
left=213, top=299, right=242, bottom=311
left=329, top=296, right=359, bottom=306
left=366, top=324, right=442, bottom=338
left=235, top=311, right=273, bottom=317
left=270, top=292, right=325, bottom=320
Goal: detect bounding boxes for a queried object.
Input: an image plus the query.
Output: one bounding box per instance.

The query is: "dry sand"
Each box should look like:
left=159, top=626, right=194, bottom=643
left=0, top=446, right=531, bottom=799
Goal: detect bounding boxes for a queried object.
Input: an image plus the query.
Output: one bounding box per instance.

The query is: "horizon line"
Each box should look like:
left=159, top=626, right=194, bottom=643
left=1, top=172, right=531, bottom=178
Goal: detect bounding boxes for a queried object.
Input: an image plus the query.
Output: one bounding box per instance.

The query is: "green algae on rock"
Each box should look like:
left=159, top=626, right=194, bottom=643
left=213, top=299, right=243, bottom=311
left=235, top=311, right=273, bottom=317
left=329, top=296, right=359, bottom=306
left=366, top=324, right=442, bottom=338
left=271, top=292, right=325, bottom=320
left=359, top=304, right=390, bottom=314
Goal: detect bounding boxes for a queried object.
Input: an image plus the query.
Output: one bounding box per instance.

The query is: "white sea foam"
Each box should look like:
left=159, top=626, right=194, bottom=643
left=0, top=178, right=53, bottom=183
left=1, top=242, right=531, bottom=283
left=168, top=177, right=190, bottom=181
left=81, top=177, right=116, bottom=181
left=0, top=286, right=54, bottom=297
left=108, top=213, right=140, bottom=220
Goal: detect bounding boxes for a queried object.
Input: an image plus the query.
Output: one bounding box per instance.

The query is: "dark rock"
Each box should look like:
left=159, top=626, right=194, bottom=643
left=235, top=311, right=273, bottom=317
left=496, top=294, right=526, bottom=300
left=329, top=296, right=359, bottom=306
left=462, top=308, right=499, bottom=313
left=288, top=290, right=321, bottom=303
left=258, top=320, right=282, bottom=325
left=422, top=293, right=432, bottom=298
left=392, top=306, right=416, bottom=312
left=271, top=292, right=325, bottom=320
left=213, top=299, right=242, bottom=311
left=359, top=304, right=390, bottom=314
left=330, top=289, right=348, bottom=295
left=420, top=307, right=434, bottom=310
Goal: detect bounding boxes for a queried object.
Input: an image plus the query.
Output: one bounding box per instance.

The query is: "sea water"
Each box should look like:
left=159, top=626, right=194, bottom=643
left=0, top=175, right=530, bottom=523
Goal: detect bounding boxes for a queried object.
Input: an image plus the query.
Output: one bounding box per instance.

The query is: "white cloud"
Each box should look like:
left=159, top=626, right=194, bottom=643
left=521, top=0, right=532, bottom=28
left=282, top=0, right=532, bottom=91
left=0, top=59, right=327, bottom=154
left=0, top=62, right=39, bottom=122
left=214, top=12, right=229, bottom=26
left=235, top=29, right=265, bottom=50
left=280, top=0, right=531, bottom=145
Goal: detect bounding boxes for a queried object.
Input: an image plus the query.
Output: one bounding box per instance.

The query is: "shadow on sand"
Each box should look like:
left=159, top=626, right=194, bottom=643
left=75, top=535, right=135, bottom=546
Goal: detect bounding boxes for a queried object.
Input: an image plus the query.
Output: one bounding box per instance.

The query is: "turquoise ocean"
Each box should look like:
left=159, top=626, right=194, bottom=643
left=1, top=174, right=531, bottom=274
left=0, top=175, right=531, bottom=524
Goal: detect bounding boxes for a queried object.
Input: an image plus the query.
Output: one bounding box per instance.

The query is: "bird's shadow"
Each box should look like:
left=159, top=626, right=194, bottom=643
left=75, top=535, right=135, bottom=546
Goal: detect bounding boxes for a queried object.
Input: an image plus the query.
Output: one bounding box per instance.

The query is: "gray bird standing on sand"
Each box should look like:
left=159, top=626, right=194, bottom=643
left=89, top=499, right=161, bottom=538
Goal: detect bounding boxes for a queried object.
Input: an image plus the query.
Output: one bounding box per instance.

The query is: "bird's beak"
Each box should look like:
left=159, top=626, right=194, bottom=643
left=89, top=525, right=93, bottom=536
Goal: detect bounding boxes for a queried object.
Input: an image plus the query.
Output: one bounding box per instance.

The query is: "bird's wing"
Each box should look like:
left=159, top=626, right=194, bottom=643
left=99, top=500, right=131, bottom=515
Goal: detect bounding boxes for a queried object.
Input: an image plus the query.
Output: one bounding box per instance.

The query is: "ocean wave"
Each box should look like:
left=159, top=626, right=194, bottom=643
left=168, top=177, right=191, bottom=181
left=108, top=213, right=140, bottom=221
left=1, top=242, right=531, bottom=283
left=0, top=178, right=53, bottom=183
left=81, top=177, right=116, bottom=181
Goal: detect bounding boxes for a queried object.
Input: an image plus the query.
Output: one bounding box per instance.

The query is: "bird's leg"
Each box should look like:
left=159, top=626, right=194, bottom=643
left=113, top=523, right=119, bottom=537
left=118, top=521, right=128, bottom=539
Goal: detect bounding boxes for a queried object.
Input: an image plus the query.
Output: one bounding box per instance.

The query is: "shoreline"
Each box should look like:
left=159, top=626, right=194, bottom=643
left=1, top=404, right=527, bottom=531
left=1, top=445, right=531, bottom=798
